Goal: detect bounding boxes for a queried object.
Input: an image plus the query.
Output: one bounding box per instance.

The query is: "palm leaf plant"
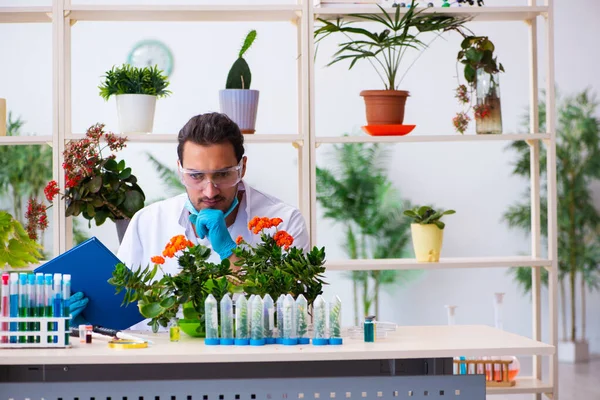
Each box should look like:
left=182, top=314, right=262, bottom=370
left=503, top=88, right=600, bottom=343
left=316, top=138, right=419, bottom=324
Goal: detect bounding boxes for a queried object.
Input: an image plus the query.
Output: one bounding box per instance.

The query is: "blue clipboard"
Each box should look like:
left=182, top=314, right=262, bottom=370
left=34, top=237, right=145, bottom=330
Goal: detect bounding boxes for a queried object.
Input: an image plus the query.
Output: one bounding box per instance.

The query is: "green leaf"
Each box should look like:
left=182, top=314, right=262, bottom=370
left=434, top=221, right=445, bottom=230
left=140, top=302, right=163, bottom=319
left=160, top=296, right=176, bottom=309
left=117, top=159, right=125, bottom=171
left=104, top=158, right=118, bottom=171
left=123, top=190, right=145, bottom=214
left=88, top=175, right=102, bottom=193
left=86, top=203, right=95, bottom=217
left=465, top=48, right=483, bottom=63
left=118, top=168, right=132, bottom=180
left=65, top=201, right=81, bottom=217
left=464, top=64, right=476, bottom=83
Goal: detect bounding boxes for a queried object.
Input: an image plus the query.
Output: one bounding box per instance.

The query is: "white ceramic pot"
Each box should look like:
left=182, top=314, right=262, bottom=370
left=115, top=94, right=157, bottom=134
left=219, top=89, right=259, bottom=133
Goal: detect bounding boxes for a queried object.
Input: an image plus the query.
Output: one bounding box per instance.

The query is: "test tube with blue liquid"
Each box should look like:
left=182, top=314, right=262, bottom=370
left=234, top=294, right=249, bottom=345
left=312, top=295, right=328, bottom=346
left=27, top=274, right=35, bottom=343
left=204, top=294, right=219, bottom=345
left=35, top=273, right=44, bottom=344
left=262, top=294, right=275, bottom=344
left=44, top=274, right=53, bottom=343
left=250, top=294, right=264, bottom=346
left=62, top=274, right=71, bottom=345
left=276, top=294, right=284, bottom=344
left=18, top=273, right=28, bottom=343
left=219, top=293, right=234, bottom=345
left=282, top=294, right=297, bottom=345
left=52, top=273, right=62, bottom=343
left=9, top=273, right=18, bottom=343
left=295, top=294, right=309, bottom=345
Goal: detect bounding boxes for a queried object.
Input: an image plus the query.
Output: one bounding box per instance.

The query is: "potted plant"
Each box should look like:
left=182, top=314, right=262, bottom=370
left=1, top=210, right=43, bottom=269
left=26, top=123, right=146, bottom=244
left=314, top=1, right=469, bottom=125
left=452, top=35, right=504, bottom=134
left=109, top=216, right=327, bottom=335
left=219, top=30, right=259, bottom=134
left=403, top=205, right=455, bottom=262
left=98, top=64, right=171, bottom=134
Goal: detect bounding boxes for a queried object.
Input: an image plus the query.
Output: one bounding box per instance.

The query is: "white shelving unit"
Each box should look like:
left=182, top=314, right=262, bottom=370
left=0, top=1, right=558, bottom=398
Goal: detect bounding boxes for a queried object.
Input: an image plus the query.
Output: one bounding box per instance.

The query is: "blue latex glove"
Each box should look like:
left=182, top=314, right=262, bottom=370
left=185, top=196, right=239, bottom=260
left=67, top=291, right=89, bottom=327
left=194, top=208, right=237, bottom=260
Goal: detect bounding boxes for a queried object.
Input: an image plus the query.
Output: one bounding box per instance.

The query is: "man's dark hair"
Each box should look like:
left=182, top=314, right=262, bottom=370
left=177, top=113, right=245, bottom=164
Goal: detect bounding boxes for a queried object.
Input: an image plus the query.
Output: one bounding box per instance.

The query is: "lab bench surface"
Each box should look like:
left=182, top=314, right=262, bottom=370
left=0, top=324, right=553, bottom=366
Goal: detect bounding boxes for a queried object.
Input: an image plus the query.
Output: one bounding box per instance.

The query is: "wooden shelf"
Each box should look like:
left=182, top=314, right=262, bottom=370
left=67, top=4, right=302, bottom=22
left=0, top=136, right=53, bottom=145
left=317, top=133, right=549, bottom=144
left=0, top=325, right=553, bottom=366
left=0, top=7, right=52, bottom=23
left=313, top=5, right=549, bottom=22
left=487, top=377, right=553, bottom=395
left=65, top=133, right=302, bottom=144
left=324, top=256, right=552, bottom=271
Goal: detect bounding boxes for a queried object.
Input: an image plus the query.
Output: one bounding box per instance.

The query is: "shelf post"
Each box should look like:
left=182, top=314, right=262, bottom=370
left=305, top=0, right=318, bottom=247
left=544, top=1, right=559, bottom=399
left=527, top=1, right=542, bottom=399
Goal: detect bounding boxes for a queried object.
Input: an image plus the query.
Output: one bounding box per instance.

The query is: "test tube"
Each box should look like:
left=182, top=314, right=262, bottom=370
left=329, top=296, right=343, bottom=345
left=62, top=274, right=71, bottom=345
left=53, top=273, right=62, bottom=344
left=234, top=294, right=249, bottom=345
left=445, top=305, right=457, bottom=326
left=262, top=294, right=275, bottom=344
left=312, top=295, right=328, bottom=346
left=295, top=294, right=309, bottom=345
left=204, top=294, right=219, bottom=345
left=219, top=293, right=234, bottom=345
left=282, top=294, right=297, bottom=346
left=247, top=294, right=255, bottom=336
left=276, top=294, right=284, bottom=344
left=493, top=293, right=505, bottom=330
left=1, top=273, right=9, bottom=343
left=44, top=274, right=53, bottom=344
left=9, top=273, right=18, bottom=343
left=18, top=273, right=28, bottom=343
left=250, top=295, right=264, bottom=346
left=27, top=274, right=35, bottom=343
left=35, top=273, right=44, bottom=344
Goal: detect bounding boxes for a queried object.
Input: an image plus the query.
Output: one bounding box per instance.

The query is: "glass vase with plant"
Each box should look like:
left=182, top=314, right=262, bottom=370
left=26, top=123, right=146, bottom=244
left=99, top=64, right=171, bottom=134
left=452, top=35, right=504, bottom=134
left=314, top=1, right=469, bottom=126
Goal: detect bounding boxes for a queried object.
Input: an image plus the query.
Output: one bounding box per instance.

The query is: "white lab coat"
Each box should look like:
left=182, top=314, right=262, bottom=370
left=116, top=180, right=310, bottom=331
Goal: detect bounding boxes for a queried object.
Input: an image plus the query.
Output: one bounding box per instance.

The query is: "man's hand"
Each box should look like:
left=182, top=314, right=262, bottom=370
left=195, top=208, right=237, bottom=260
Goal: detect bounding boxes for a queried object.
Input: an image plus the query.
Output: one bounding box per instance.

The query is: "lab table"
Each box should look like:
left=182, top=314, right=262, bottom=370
left=0, top=325, right=554, bottom=400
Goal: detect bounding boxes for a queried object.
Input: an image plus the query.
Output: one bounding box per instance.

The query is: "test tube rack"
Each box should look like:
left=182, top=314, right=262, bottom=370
left=452, top=358, right=516, bottom=387
left=0, top=316, right=72, bottom=348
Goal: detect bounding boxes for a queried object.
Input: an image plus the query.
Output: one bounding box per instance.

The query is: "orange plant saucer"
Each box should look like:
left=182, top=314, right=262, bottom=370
left=361, top=124, right=416, bottom=136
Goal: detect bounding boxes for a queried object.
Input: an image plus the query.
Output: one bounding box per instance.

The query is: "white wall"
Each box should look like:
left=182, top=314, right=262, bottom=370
left=1, top=0, right=599, bottom=375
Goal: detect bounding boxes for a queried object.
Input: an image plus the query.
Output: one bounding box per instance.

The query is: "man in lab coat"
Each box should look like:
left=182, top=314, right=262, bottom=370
left=118, top=112, right=310, bottom=275
left=69, top=113, right=310, bottom=328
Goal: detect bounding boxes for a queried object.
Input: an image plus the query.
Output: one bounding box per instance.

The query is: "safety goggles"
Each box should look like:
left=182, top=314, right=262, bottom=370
left=178, top=160, right=243, bottom=190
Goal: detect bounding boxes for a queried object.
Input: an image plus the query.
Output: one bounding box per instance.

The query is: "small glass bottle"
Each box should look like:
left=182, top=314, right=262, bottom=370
left=263, top=294, right=275, bottom=344
left=282, top=294, right=297, bottom=345
left=204, top=294, right=219, bottom=346
left=329, top=296, right=343, bottom=345
left=312, top=295, right=328, bottom=346
left=169, top=318, right=180, bottom=342
left=235, top=294, right=249, bottom=345
left=276, top=294, right=285, bottom=344
left=220, top=293, right=234, bottom=345
left=295, top=294, right=309, bottom=345
left=363, top=316, right=375, bottom=343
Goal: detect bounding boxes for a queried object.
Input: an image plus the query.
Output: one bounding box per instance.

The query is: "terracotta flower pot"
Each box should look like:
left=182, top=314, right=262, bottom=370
left=360, top=90, right=410, bottom=125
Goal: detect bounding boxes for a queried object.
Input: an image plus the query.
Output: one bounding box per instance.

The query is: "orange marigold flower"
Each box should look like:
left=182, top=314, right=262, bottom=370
left=270, top=218, right=283, bottom=227
left=151, top=256, right=165, bottom=265
left=248, top=216, right=260, bottom=230
left=274, top=230, right=294, bottom=250
left=236, top=235, right=244, bottom=245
